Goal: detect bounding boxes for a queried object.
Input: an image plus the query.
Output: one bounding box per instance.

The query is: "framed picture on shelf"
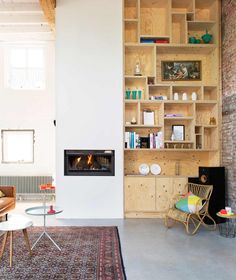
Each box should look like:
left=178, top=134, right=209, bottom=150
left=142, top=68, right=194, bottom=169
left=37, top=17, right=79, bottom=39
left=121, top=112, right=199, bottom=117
left=172, top=125, right=185, bottom=141
left=162, top=61, right=201, bottom=81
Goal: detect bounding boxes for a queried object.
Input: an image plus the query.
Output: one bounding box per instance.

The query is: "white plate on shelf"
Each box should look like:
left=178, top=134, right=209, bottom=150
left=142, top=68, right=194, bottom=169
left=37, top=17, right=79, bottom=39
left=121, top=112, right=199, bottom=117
left=150, top=164, right=161, bottom=175
left=139, top=164, right=150, bottom=175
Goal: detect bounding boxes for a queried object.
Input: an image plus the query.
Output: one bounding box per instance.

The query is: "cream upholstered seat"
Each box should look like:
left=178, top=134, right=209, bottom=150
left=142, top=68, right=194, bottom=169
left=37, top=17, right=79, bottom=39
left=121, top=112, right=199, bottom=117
left=165, top=183, right=216, bottom=235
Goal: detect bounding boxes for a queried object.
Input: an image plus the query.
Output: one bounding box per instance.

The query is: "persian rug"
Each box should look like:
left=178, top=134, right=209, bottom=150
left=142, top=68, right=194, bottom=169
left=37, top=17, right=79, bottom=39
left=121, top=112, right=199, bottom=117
left=0, top=226, right=126, bottom=280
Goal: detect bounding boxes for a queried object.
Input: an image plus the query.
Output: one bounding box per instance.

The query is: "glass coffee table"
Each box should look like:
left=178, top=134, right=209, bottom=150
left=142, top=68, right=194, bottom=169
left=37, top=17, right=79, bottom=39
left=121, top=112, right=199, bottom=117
left=25, top=206, right=63, bottom=251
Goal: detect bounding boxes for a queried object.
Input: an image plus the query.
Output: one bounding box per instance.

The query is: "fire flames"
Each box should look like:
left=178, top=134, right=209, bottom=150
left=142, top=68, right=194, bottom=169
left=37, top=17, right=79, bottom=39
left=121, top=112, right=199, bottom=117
left=87, top=154, right=93, bottom=166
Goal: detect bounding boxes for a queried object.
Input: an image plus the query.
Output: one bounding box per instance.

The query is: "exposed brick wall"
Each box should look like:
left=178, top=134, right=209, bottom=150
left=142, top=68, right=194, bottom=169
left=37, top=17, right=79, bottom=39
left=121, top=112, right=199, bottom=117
left=222, top=0, right=236, bottom=210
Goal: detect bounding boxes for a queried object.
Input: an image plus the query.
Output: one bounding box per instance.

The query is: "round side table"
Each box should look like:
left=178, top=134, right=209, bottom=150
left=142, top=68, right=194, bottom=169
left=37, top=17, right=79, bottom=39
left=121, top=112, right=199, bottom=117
left=216, top=212, right=236, bottom=238
left=25, top=206, right=63, bottom=251
left=0, top=214, right=33, bottom=267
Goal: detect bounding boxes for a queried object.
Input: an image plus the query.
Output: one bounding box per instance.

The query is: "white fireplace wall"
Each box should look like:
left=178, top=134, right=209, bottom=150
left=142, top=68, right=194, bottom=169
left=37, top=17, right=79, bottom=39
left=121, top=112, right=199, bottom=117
left=56, top=0, right=123, bottom=218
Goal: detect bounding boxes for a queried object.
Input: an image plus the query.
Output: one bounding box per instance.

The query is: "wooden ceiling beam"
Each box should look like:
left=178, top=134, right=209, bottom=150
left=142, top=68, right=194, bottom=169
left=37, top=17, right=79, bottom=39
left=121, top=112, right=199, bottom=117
left=39, top=0, right=56, bottom=31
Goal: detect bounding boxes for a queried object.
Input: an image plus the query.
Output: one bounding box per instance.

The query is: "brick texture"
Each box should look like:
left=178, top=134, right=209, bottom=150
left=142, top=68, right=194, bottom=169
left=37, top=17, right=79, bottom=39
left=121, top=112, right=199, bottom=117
left=222, top=0, right=236, bottom=211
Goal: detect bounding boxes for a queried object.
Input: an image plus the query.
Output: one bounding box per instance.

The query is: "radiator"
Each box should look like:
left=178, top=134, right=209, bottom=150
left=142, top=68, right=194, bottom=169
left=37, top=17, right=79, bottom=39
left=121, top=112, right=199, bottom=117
left=0, top=176, right=54, bottom=195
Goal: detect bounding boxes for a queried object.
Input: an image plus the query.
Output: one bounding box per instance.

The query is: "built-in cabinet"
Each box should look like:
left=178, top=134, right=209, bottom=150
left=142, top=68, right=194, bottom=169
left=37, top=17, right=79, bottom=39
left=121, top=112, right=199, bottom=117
left=123, top=0, right=220, bottom=218
left=125, top=176, right=187, bottom=217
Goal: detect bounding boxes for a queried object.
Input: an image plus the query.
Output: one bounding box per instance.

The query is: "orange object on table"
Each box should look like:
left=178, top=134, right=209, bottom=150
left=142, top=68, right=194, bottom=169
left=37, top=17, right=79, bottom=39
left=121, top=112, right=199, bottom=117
left=39, top=183, right=55, bottom=191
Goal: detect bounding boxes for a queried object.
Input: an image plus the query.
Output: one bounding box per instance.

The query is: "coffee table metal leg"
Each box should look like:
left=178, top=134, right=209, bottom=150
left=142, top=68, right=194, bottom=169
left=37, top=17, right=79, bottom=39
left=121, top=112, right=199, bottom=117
left=45, top=232, right=61, bottom=251
left=9, top=231, right=13, bottom=267
left=0, top=232, right=8, bottom=260
left=31, top=214, right=61, bottom=251
left=23, top=229, right=32, bottom=256
left=31, top=231, right=45, bottom=250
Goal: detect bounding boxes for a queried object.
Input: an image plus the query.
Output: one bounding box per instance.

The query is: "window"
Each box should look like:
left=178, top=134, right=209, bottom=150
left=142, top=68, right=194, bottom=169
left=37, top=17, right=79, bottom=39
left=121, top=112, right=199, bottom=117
left=1, top=130, right=35, bottom=163
left=7, top=47, right=45, bottom=90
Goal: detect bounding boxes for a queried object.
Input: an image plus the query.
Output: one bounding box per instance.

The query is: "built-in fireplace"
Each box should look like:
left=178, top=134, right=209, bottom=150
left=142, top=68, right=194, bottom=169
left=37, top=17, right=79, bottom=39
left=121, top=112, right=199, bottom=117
left=64, top=150, right=115, bottom=176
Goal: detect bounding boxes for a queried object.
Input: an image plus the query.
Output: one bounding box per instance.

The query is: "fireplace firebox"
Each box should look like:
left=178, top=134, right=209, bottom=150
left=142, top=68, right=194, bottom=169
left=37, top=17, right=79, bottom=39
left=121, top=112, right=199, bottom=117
left=64, top=150, right=115, bottom=176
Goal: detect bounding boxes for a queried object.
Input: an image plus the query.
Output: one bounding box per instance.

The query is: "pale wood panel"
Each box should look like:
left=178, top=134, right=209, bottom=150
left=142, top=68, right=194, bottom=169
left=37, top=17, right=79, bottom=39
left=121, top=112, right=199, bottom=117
left=171, top=14, right=186, bottom=44
left=125, top=177, right=156, bottom=211
left=204, top=127, right=218, bottom=150
left=171, top=0, right=194, bottom=13
left=203, top=86, right=217, bottom=100
left=125, top=46, right=155, bottom=76
left=195, top=0, right=218, bottom=21
left=124, top=0, right=138, bottom=19
left=155, top=177, right=173, bottom=212
left=164, top=103, right=194, bottom=117
left=124, top=151, right=209, bottom=176
left=125, top=102, right=139, bottom=124
left=140, top=0, right=170, bottom=36
left=195, top=103, right=218, bottom=125
left=125, top=22, right=138, bottom=43
left=125, top=212, right=165, bottom=218
left=172, top=177, right=188, bottom=194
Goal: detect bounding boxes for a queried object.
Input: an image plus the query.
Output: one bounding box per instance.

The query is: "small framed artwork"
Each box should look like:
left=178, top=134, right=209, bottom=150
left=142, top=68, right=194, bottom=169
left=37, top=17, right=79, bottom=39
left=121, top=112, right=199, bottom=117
left=162, top=61, right=201, bottom=81
left=172, top=125, right=185, bottom=141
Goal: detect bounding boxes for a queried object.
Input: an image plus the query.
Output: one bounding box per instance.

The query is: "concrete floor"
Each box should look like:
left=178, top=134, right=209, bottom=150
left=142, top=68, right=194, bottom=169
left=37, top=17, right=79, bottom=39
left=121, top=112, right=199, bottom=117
left=6, top=201, right=236, bottom=280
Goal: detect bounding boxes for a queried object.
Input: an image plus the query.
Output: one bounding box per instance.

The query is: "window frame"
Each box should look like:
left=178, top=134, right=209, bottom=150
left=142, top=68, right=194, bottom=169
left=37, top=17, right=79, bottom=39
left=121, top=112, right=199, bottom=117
left=1, top=129, right=35, bottom=164
left=4, top=44, right=46, bottom=91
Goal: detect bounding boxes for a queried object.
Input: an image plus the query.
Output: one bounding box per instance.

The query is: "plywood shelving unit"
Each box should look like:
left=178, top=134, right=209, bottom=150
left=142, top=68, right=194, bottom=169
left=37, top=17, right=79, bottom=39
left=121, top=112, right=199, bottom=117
left=123, top=0, right=220, bottom=218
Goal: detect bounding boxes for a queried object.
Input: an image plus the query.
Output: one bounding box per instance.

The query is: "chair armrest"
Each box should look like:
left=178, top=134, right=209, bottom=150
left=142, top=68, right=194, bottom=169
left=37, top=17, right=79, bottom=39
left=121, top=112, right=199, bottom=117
left=0, top=186, right=16, bottom=198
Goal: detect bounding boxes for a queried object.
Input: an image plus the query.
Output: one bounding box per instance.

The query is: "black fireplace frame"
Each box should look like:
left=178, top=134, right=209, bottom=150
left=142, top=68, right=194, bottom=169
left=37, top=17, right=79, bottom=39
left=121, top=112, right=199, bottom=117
left=64, top=150, right=115, bottom=176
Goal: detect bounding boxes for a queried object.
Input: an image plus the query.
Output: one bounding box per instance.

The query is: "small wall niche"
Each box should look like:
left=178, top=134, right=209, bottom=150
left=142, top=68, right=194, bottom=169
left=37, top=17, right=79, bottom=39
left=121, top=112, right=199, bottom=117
left=148, top=85, right=171, bottom=100
left=171, top=14, right=187, bottom=44
left=203, top=86, right=217, bottom=100
left=187, top=22, right=217, bottom=44
left=125, top=45, right=155, bottom=76
left=140, top=0, right=170, bottom=37
left=124, top=0, right=138, bottom=19
left=172, top=86, right=202, bottom=101
left=195, top=103, right=217, bottom=126
left=125, top=21, right=138, bottom=43
left=171, top=0, right=194, bottom=13
left=195, top=0, right=218, bottom=21
left=125, top=102, right=139, bottom=125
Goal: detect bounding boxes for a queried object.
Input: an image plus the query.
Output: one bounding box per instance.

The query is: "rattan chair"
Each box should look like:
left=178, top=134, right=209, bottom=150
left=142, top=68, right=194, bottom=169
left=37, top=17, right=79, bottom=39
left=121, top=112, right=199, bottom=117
left=165, top=183, right=216, bottom=235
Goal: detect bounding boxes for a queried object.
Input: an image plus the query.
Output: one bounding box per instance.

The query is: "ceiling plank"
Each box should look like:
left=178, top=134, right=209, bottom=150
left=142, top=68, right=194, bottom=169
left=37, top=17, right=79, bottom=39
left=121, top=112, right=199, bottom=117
left=0, top=3, right=42, bottom=13
left=0, top=24, right=51, bottom=33
left=0, top=14, right=47, bottom=25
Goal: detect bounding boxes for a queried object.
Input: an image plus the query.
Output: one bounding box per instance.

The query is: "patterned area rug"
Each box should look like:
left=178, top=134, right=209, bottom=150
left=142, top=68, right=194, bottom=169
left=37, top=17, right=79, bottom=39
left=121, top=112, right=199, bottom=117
left=0, top=226, right=126, bottom=280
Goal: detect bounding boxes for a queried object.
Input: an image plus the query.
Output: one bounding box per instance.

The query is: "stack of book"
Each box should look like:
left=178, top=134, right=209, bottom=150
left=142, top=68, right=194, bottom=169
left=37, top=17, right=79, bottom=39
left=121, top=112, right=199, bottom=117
left=125, top=131, right=163, bottom=149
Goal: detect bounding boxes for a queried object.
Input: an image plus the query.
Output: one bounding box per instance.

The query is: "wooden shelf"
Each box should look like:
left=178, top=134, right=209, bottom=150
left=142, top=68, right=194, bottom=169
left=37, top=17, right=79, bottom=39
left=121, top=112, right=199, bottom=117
left=164, top=117, right=194, bottom=120
left=125, top=125, right=162, bottom=128
left=124, top=148, right=217, bottom=152
left=123, top=0, right=220, bottom=218
left=124, top=19, right=139, bottom=22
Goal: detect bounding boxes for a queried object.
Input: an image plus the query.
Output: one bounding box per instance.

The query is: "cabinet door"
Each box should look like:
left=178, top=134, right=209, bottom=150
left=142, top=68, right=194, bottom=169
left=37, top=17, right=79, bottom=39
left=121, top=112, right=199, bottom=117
left=155, top=178, right=173, bottom=212
left=173, top=177, right=188, bottom=195
left=125, top=177, right=156, bottom=212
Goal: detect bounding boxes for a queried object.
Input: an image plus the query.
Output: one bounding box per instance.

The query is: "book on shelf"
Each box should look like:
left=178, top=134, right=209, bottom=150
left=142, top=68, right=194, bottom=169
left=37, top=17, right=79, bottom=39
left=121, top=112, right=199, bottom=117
left=125, top=131, right=163, bottom=149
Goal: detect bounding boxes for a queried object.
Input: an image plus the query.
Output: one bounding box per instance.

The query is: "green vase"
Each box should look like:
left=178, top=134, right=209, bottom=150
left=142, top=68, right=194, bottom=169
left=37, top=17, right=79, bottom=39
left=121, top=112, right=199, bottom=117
left=202, top=30, right=212, bottom=44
